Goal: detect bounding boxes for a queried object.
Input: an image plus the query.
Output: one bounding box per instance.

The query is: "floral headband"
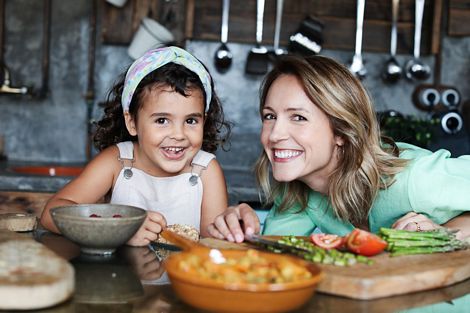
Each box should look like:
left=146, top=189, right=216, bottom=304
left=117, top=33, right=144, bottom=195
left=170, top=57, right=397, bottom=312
left=121, top=46, right=212, bottom=112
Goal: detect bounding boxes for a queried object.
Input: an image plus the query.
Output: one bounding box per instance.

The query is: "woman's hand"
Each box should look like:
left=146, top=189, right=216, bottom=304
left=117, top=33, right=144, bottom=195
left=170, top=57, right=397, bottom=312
left=127, top=211, right=167, bottom=246
left=207, top=203, right=260, bottom=243
left=123, top=246, right=165, bottom=281
left=392, top=212, right=442, bottom=232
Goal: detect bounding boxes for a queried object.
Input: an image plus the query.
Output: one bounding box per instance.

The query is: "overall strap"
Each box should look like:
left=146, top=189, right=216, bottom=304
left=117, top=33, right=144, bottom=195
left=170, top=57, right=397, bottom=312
left=190, top=150, right=215, bottom=177
left=116, top=141, right=134, bottom=159
left=116, top=142, right=135, bottom=175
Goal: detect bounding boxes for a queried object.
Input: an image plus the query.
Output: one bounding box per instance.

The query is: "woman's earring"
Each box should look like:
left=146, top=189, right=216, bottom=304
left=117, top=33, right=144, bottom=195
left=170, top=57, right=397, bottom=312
left=337, top=145, right=345, bottom=158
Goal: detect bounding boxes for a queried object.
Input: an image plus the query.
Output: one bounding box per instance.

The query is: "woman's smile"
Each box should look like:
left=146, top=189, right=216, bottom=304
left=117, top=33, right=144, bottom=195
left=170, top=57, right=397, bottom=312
left=273, top=149, right=303, bottom=162
left=261, top=74, right=343, bottom=190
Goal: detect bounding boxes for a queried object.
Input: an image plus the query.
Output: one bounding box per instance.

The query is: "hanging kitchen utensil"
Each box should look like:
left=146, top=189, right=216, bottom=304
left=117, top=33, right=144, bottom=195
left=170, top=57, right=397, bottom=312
left=413, top=84, right=463, bottom=135
left=271, top=0, right=286, bottom=57
left=0, top=0, right=30, bottom=95
left=214, top=0, right=232, bottom=72
left=245, top=0, right=268, bottom=75
left=435, top=110, right=463, bottom=134
left=405, top=0, right=430, bottom=80
left=382, top=0, right=402, bottom=83
left=161, top=0, right=177, bottom=29
left=348, top=0, right=367, bottom=79
left=412, top=84, right=440, bottom=111
left=409, top=0, right=462, bottom=137
left=288, top=16, right=324, bottom=56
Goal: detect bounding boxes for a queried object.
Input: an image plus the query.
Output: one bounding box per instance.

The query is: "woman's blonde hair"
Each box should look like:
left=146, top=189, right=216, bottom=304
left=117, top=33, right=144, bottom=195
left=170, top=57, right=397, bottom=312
left=255, top=55, right=408, bottom=226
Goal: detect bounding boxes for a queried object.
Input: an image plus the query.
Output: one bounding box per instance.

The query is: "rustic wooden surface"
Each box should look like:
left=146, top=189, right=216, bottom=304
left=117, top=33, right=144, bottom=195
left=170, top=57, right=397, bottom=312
left=316, top=248, right=470, bottom=299
left=100, top=0, right=443, bottom=55
left=189, top=0, right=439, bottom=54
left=448, top=0, right=470, bottom=36
left=199, top=237, right=470, bottom=300
left=0, top=191, right=53, bottom=217
left=101, top=0, right=187, bottom=45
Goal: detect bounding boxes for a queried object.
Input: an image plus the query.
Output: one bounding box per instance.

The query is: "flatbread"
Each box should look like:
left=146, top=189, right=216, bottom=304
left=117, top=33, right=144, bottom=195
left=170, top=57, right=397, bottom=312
left=0, top=213, right=37, bottom=232
left=0, top=239, right=75, bottom=310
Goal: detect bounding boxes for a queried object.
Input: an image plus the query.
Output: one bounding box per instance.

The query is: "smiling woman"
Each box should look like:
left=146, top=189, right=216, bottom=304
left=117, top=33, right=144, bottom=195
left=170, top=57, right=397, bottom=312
left=208, top=54, right=470, bottom=244
left=260, top=74, right=342, bottom=190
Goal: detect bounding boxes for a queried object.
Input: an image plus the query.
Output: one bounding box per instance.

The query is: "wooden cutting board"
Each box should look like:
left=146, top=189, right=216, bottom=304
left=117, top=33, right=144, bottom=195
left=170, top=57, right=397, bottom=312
left=199, top=237, right=470, bottom=300
left=0, top=232, right=75, bottom=310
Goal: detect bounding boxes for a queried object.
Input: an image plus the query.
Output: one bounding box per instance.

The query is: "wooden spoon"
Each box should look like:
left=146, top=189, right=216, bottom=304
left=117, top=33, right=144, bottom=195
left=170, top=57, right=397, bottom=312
left=160, top=229, right=207, bottom=251
left=161, top=229, right=229, bottom=263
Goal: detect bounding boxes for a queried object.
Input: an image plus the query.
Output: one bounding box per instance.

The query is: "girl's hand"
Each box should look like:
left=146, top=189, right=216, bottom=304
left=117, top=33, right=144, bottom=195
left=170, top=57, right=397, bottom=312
left=392, top=212, right=442, bottom=232
left=127, top=211, right=167, bottom=246
left=207, top=203, right=260, bottom=243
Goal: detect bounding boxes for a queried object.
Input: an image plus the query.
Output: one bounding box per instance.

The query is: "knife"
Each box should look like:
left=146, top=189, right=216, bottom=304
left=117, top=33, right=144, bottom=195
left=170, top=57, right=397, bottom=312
left=244, top=234, right=311, bottom=255
left=148, top=241, right=182, bottom=252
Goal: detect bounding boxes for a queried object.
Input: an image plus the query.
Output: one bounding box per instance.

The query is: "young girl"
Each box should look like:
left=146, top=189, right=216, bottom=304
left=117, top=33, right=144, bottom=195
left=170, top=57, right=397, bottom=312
left=41, top=46, right=231, bottom=246
left=208, top=55, right=470, bottom=243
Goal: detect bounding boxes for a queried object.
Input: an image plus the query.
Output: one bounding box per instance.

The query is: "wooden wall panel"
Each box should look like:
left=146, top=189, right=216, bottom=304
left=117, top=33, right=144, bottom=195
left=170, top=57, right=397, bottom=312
left=189, top=0, right=437, bottom=54
left=100, top=0, right=443, bottom=55
left=101, top=0, right=186, bottom=45
left=448, top=0, right=470, bottom=36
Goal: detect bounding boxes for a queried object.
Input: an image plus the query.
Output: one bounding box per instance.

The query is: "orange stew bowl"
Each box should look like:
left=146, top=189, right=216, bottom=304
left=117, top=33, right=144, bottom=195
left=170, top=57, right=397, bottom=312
left=164, top=248, right=323, bottom=313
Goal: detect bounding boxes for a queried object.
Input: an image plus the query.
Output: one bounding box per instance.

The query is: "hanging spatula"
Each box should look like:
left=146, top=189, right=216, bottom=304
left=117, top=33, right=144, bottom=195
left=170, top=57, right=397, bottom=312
left=245, top=0, right=268, bottom=75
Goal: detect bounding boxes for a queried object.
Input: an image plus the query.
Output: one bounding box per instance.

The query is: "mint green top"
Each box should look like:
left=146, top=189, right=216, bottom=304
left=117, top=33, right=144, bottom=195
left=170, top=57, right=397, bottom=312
left=262, top=143, right=470, bottom=236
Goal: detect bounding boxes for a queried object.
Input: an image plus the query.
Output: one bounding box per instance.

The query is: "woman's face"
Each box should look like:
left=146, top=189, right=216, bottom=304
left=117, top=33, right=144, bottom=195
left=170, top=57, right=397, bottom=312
left=125, top=85, right=205, bottom=176
left=260, top=74, right=343, bottom=191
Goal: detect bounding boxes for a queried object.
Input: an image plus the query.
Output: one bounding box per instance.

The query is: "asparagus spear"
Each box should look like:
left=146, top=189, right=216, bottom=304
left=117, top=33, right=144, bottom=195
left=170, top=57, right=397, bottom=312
left=277, top=236, right=371, bottom=266
left=390, top=246, right=457, bottom=257
left=379, top=227, right=468, bottom=256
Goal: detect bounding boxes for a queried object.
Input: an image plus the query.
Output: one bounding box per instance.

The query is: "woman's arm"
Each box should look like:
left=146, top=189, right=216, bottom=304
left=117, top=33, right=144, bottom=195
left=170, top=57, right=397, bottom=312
left=199, top=159, right=229, bottom=238
left=40, top=147, right=120, bottom=233
left=392, top=212, right=470, bottom=240
left=443, top=212, right=470, bottom=240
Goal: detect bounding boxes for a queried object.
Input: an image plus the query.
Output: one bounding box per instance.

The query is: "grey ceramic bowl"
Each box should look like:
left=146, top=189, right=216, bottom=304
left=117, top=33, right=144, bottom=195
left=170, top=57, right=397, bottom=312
left=51, top=204, right=147, bottom=255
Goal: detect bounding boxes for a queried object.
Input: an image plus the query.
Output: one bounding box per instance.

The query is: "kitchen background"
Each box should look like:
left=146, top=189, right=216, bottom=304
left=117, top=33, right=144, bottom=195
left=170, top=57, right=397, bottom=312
left=0, top=0, right=469, bottom=204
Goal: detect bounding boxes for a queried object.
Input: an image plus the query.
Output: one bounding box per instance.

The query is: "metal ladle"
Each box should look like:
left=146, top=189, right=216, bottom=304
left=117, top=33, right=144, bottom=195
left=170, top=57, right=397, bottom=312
left=348, top=0, right=367, bottom=79
left=214, top=0, right=232, bottom=72
left=382, top=0, right=402, bottom=83
left=272, top=0, right=286, bottom=56
left=405, top=0, right=430, bottom=80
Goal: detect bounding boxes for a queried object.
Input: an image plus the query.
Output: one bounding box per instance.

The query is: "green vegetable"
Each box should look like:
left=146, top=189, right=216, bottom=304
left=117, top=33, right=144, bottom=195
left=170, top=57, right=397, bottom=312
left=379, top=227, right=468, bottom=256
left=277, top=236, right=373, bottom=266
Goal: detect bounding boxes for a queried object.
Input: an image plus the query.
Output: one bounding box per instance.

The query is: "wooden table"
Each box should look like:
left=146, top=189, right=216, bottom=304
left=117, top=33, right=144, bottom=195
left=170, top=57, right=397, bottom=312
left=28, top=232, right=470, bottom=313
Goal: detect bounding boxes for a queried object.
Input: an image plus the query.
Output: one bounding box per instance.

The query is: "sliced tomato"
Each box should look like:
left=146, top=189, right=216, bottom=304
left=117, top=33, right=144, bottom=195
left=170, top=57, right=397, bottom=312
left=345, top=229, right=387, bottom=256
left=310, top=233, right=344, bottom=249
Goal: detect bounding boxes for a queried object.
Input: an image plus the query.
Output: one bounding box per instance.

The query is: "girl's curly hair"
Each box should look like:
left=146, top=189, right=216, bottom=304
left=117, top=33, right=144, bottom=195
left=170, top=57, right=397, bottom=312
left=93, top=63, right=231, bottom=153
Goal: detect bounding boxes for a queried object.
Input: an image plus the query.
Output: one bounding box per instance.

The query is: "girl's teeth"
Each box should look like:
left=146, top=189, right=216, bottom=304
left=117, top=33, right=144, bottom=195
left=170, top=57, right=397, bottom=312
left=165, top=147, right=183, bottom=152
left=275, top=150, right=301, bottom=158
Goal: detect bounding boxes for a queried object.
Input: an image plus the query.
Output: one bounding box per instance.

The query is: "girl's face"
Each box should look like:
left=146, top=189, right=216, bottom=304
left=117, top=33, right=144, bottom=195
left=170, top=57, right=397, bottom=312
left=125, top=85, right=205, bottom=176
left=260, top=74, right=344, bottom=192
